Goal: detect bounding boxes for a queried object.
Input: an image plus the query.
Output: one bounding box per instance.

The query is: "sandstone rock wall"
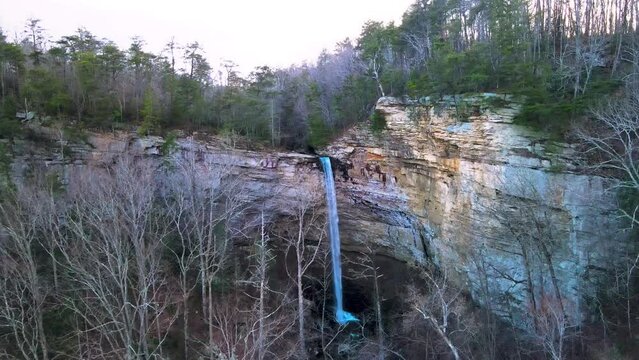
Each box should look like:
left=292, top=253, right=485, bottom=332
left=324, top=95, right=628, bottom=321
left=7, top=130, right=321, bottom=226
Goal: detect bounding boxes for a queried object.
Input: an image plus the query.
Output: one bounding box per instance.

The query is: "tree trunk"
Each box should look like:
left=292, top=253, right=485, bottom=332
left=257, top=212, right=267, bottom=360
left=25, top=247, right=49, bottom=360
left=297, top=247, right=306, bottom=359
left=374, top=272, right=384, bottom=360
left=208, top=280, right=215, bottom=360
left=429, top=318, right=460, bottom=360
left=183, top=280, right=189, bottom=360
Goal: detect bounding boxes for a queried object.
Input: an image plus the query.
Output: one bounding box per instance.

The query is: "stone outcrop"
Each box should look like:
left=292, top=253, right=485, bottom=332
left=7, top=129, right=321, bottom=225
left=324, top=95, right=628, bottom=322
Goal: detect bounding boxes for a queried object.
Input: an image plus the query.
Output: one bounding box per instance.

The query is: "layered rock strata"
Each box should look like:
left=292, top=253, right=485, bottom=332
left=324, top=95, right=627, bottom=321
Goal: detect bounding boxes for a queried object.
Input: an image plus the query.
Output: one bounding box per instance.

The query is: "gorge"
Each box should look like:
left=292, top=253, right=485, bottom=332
left=0, top=94, right=634, bottom=359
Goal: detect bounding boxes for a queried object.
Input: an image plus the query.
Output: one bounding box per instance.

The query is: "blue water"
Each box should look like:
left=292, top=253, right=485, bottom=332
left=320, top=157, right=358, bottom=325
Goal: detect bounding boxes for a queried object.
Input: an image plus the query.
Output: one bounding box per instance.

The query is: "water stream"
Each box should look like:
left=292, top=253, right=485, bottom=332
left=320, top=157, right=358, bottom=325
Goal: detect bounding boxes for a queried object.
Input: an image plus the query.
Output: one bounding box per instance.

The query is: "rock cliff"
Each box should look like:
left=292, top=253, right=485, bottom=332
left=4, top=95, right=629, bottom=322
left=324, top=95, right=628, bottom=322
left=7, top=128, right=320, bottom=223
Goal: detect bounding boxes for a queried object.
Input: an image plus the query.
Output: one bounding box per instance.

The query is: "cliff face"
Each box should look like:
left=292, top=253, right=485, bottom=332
left=6, top=95, right=628, bottom=321
left=8, top=128, right=320, bottom=223
left=324, top=95, right=627, bottom=321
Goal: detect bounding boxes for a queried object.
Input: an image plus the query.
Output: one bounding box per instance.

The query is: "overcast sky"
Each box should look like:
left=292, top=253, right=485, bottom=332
left=0, top=0, right=414, bottom=74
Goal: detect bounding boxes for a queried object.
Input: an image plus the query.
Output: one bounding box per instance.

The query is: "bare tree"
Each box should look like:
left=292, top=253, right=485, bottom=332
left=367, top=51, right=386, bottom=97
left=409, top=270, right=466, bottom=360
left=465, top=246, right=504, bottom=360
left=528, top=294, right=577, bottom=360
left=53, top=157, right=175, bottom=359
left=0, top=187, right=50, bottom=360
left=162, top=145, right=241, bottom=359
left=277, top=171, right=326, bottom=359
left=402, top=32, right=431, bottom=69
left=307, top=241, right=335, bottom=357
left=579, top=83, right=639, bottom=337
left=200, top=209, right=296, bottom=360
left=253, top=211, right=273, bottom=360
left=580, top=84, right=639, bottom=227
left=163, top=142, right=247, bottom=359
left=239, top=210, right=297, bottom=360
left=347, top=244, right=386, bottom=360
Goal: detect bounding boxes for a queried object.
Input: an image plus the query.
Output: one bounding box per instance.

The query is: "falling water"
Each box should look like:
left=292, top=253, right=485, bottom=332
left=320, top=157, right=358, bottom=325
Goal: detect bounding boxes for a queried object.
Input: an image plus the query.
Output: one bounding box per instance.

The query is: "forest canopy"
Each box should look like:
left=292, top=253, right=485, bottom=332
left=1, top=0, right=638, bottom=148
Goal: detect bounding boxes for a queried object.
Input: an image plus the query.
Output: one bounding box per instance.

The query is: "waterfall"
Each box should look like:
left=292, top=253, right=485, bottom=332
left=320, top=157, right=358, bottom=325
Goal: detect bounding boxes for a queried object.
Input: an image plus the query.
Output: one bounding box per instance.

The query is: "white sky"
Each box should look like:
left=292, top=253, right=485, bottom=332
left=0, top=0, right=414, bottom=75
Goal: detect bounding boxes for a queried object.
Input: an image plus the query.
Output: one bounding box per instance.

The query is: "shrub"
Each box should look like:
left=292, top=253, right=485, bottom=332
left=161, top=131, right=179, bottom=156
left=0, top=118, right=22, bottom=139
left=370, top=109, right=386, bottom=133
left=308, top=115, right=332, bottom=148
left=453, top=99, right=472, bottom=122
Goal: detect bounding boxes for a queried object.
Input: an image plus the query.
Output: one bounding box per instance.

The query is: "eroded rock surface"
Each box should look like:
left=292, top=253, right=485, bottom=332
left=324, top=95, right=628, bottom=321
